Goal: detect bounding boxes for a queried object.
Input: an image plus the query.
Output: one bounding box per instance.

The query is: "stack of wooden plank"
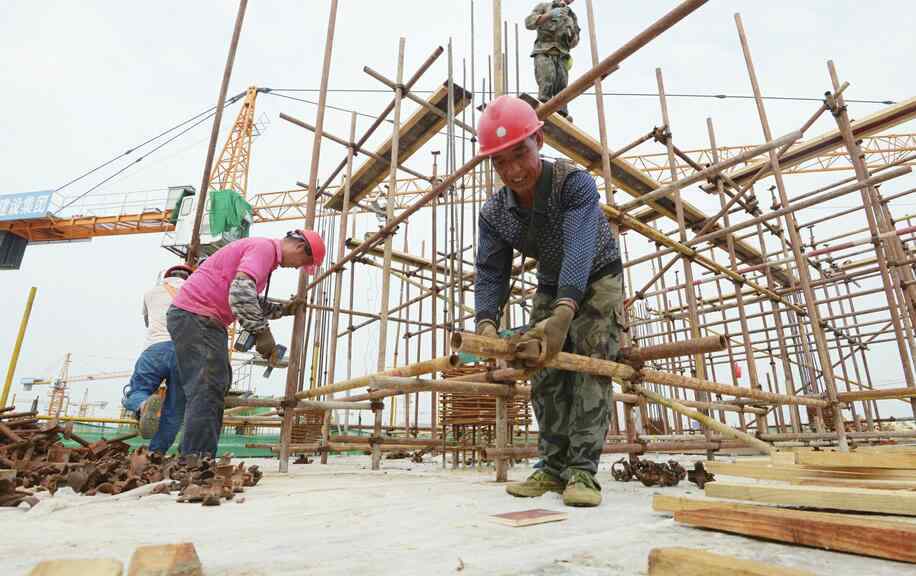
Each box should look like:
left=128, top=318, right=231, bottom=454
left=652, top=446, right=916, bottom=565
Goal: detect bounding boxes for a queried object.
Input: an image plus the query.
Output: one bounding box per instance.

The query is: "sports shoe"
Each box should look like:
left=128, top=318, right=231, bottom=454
left=563, top=469, right=602, bottom=507
left=138, top=392, right=163, bottom=440
left=505, top=469, right=565, bottom=498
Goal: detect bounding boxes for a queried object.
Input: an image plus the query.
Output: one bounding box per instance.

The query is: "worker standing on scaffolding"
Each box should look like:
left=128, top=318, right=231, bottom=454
left=167, top=230, right=325, bottom=458
left=474, top=96, right=623, bottom=507
left=525, top=0, right=580, bottom=121
left=121, top=264, right=193, bottom=454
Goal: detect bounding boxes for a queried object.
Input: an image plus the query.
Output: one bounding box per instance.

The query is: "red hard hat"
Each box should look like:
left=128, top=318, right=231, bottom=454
left=288, top=229, right=326, bottom=274
left=163, top=264, right=194, bottom=278
left=477, top=95, right=544, bottom=157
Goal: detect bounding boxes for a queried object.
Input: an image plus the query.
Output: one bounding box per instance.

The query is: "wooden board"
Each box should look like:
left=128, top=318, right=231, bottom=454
left=797, top=465, right=916, bottom=479
left=769, top=452, right=798, bottom=465
left=792, top=477, right=916, bottom=491
left=703, top=460, right=916, bottom=481
left=29, top=559, right=123, bottom=576
left=648, top=547, right=816, bottom=576
left=705, top=482, right=916, bottom=516
left=652, top=495, right=877, bottom=523
left=674, top=506, right=916, bottom=563
left=324, top=81, right=472, bottom=211
left=653, top=494, right=778, bottom=515
left=490, top=508, right=568, bottom=527
left=855, top=444, right=916, bottom=453
left=797, top=450, right=916, bottom=469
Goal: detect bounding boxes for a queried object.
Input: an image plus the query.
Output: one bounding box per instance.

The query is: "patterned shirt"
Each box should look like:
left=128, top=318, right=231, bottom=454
left=474, top=160, right=620, bottom=324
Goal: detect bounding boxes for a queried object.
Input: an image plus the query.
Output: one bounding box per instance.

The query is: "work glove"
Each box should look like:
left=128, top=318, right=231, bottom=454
left=255, top=327, right=277, bottom=359
left=280, top=297, right=307, bottom=317
left=548, top=6, right=568, bottom=18
left=476, top=319, right=499, bottom=339
left=522, top=300, right=576, bottom=364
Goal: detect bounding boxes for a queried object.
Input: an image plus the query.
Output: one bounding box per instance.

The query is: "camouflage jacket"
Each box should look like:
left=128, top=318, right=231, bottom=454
left=525, top=1, right=580, bottom=56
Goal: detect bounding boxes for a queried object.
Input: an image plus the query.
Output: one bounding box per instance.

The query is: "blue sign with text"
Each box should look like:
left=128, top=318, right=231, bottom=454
left=0, top=190, right=55, bottom=221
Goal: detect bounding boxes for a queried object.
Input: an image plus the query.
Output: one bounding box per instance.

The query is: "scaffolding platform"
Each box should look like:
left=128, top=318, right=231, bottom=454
left=521, top=93, right=795, bottom=287
left=324, top=81, right=473, bottom=211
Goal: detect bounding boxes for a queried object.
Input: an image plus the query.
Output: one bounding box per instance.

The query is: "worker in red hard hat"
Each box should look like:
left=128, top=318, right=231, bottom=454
left=474, top=95, right=622, bottom=507
left=121, top=263, right=195, bottom=453
left=167, top=230, right=325, bottom=457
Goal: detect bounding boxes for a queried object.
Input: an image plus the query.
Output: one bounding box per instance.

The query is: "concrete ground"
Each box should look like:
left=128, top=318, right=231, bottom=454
left=1, top=453, right=911, bottom=575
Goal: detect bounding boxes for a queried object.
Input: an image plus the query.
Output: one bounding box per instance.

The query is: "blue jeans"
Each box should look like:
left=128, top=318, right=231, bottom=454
left=122, top=341, right=186, bottom=453
left=166, top=306, right=232, bottom=457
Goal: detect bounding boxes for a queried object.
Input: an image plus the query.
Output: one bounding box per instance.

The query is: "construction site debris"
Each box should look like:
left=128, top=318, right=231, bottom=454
left=0, top=413, right=262, bottom=508
left=686, top=461, right=715, bottom=488
left=384, top=448, right=430, bottom=463
left=611, top=457, right=687, bottom=487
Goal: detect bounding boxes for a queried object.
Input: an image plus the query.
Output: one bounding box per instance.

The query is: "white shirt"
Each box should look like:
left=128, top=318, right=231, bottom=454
left=142, top=276, right=185, bottom=348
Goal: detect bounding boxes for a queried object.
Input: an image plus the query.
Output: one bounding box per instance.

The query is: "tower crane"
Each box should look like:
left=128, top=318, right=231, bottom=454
left=21, top=353, right=131, bottom=418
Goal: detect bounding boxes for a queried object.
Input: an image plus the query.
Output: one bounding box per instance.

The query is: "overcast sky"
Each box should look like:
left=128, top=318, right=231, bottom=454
left=3, top=1, right=915, bottom=423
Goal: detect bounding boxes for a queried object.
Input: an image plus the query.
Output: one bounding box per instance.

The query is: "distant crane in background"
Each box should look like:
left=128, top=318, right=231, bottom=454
left=21, top=353, right=131, bottom=418
left=209, top=85, right=263, bottom=199
left=76, top=388, right=109, bottom=419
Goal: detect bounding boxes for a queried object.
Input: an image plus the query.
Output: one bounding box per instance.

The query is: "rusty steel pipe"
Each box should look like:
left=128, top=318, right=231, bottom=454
left=368, top=376, right=521, bottom=398
left=450, top=332, right=636, bottom=380
left=295, top=355, right=461, bottom=400
left=621, top=335, right=726, bottom=363
left=640, top=368, right=828, bottom=407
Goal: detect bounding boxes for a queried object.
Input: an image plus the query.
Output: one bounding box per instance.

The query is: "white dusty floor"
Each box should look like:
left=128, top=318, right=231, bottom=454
left=2, top=453, right=913, bottom=576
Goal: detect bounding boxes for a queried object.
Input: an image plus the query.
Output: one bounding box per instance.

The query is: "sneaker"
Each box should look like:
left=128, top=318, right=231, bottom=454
left=563, top=469, right=602, bottom=507
left=138, top=394, right=163, bottom=440
left=505, top=469, right=565, bottom=498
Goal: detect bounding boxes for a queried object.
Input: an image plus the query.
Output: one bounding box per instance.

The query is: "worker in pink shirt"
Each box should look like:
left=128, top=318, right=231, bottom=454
left=167, top=229, right=326, bottom=457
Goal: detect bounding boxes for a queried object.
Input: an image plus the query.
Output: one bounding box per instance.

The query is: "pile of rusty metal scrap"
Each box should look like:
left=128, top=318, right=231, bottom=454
left=611, top=456, right=687, bottom=487
left=0, top=407, right=262, bottom=508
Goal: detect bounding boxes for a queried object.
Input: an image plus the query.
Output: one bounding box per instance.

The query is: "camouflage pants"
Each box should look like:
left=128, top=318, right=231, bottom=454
left=533, top=53, right=569, bottom=116
left=529, top=273, right=624, bottom=481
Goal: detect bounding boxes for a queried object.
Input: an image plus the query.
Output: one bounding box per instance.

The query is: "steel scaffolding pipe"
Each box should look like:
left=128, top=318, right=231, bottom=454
left=640, top=368, right=829, bottom=407
left=295, top=355, right=462, bottom=400
left=620, top=335, right=726, bottom=363
left=450, top=332, right=636, bottom=380
left=632, top=383, right=775, bottom=455
left=368, top=375, right=523, bottom=398
left=617, top=130, right=802, bottom=213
